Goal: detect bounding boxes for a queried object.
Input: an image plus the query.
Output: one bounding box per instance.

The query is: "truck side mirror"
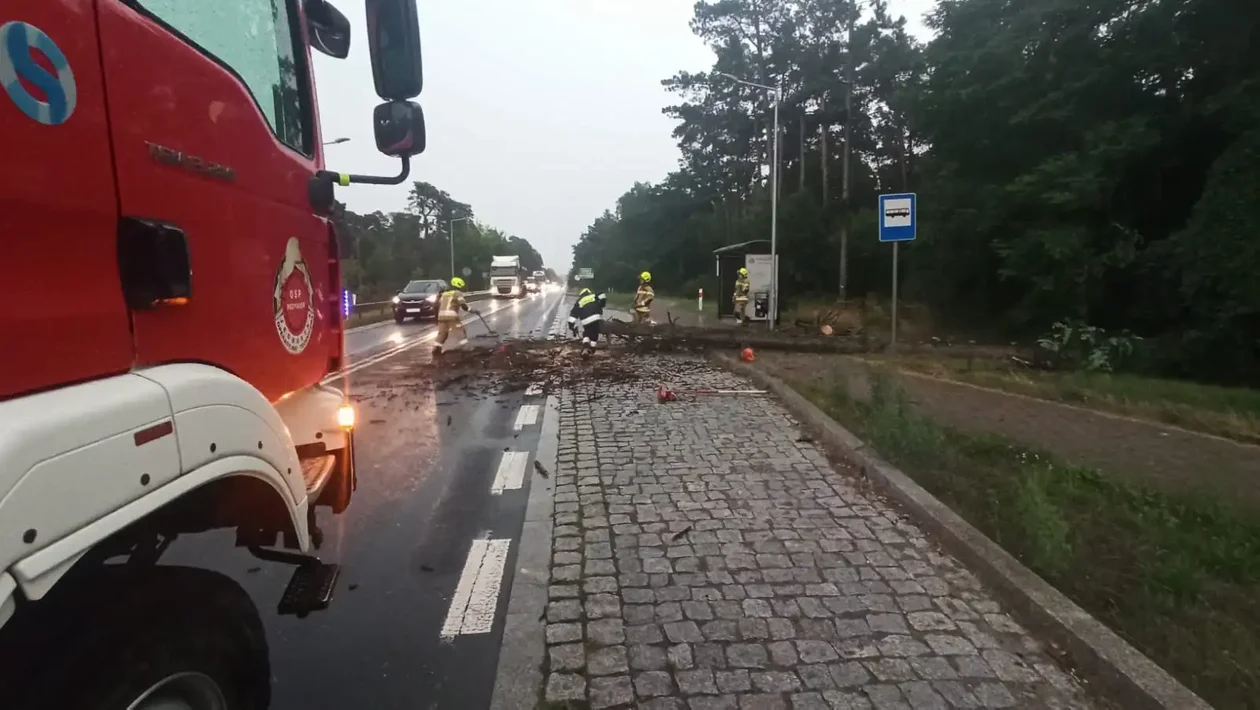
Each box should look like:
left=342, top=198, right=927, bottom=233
left=365, top=0, right=423, bottom=100
left=313, top=100, right=423, bottom=187
left=305, top=0, right=351, bottom=59
left=373, top=101, right=426, bottom=157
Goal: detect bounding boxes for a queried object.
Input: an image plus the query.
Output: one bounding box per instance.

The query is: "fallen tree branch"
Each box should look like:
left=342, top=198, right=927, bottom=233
left=603, top=321, right=1032, bottom=360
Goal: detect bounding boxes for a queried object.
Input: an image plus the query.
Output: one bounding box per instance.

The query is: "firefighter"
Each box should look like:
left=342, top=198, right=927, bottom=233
left=568, top=287, right=606, bottom=357
left=632, top=271, right=654, bottom=325
left=432, top=277, right=470, bottom=355
left=733, top=266, right=751, bottom=325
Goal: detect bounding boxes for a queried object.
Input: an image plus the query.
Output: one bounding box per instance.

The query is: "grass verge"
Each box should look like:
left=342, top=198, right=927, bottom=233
left=883, top=354, right=1260, bottom=444
left=791, top=371, right=1260, bottom=709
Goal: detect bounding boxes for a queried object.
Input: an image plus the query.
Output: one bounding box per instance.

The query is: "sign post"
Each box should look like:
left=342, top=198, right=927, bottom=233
left=878, top=193, right=917, bottom=350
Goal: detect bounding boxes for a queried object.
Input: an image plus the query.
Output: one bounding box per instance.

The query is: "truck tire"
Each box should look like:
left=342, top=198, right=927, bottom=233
left=6, top=566, right=270, bottom=710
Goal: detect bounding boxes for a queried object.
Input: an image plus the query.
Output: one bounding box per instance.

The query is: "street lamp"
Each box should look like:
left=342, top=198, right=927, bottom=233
left=449, top=216, right=472, bottom=281
left=716, top=72, right=781, bottom=330
left=322, top=137, right=350, bottom=146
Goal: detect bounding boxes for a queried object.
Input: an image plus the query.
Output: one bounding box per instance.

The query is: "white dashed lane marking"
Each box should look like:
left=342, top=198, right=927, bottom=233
left=490, top=451, right=529, bottom=494
left=440, top=537, right=511, bottom=638
left=513, top=405, right=540, bottom=431
left=548, top=297, right=573, bottom=339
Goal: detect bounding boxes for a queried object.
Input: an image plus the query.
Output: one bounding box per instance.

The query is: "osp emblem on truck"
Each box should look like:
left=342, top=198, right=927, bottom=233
left=0, top=21, right=77, bottom=126
left=274, top=238, right=315, bottom=354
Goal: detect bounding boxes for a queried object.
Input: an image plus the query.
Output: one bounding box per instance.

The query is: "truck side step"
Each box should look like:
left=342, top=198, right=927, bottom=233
left=300, top=454, right=337, bottom=496
left=278, top=561, right=340, bottom=617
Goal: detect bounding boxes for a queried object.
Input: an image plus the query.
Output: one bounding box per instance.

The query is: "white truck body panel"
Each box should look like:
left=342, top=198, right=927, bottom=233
left=0, top=363, right=334, bottom=626
left=0, top=573, right=16, bottom=629
left=10, top=455, right=305, bottom=601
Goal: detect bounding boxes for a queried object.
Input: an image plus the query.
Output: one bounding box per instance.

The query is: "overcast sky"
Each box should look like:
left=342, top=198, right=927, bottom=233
left=314, top=0, right=934, bottom=272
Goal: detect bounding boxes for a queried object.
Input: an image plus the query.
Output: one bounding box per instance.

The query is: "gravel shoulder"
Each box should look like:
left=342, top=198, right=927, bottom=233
left=758, top=352, right=1260, bottom=509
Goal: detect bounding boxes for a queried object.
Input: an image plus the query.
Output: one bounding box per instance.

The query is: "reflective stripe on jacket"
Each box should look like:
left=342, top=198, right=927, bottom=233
left=438, top=289, right=467, bottom=320
left=634, top=285, right=654, bottom=312
left=734, top=277, right=750, bottom=302
left=569, top=292, right=606, bottom=326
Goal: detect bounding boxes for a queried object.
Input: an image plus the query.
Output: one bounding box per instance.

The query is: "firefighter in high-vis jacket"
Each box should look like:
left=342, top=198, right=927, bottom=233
left=568, top=287, right=607, bottom=356
left=432, top=277, right=471, bottom=355
left=632, top=271, right=654, bottom=325
left=733, top=267, right=751, bottom=325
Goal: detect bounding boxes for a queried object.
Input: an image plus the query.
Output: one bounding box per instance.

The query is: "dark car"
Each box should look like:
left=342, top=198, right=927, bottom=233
left=392, top=279, right=448, bottom=323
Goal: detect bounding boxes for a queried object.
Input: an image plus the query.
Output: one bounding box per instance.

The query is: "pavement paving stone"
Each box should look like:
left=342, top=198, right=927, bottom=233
left=541, top=355, right=1095, bottom=709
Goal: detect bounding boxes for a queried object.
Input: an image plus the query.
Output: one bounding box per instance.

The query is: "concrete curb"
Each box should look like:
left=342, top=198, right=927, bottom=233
left=709, top=351, right=1212, bottom=710
left=489, top=393, right=559, bottom=710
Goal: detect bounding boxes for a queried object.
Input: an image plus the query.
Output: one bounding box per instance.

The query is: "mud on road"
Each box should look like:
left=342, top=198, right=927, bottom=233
left=341, top=337, right=723, bottom=407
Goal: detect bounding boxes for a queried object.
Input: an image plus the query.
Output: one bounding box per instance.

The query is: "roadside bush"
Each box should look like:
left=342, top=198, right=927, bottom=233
left=1037, top=318, right=1142, bottom=372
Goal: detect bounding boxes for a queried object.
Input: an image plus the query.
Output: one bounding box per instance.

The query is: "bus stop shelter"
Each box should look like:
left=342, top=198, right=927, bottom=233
left=713, top=240, right=772, bottom=320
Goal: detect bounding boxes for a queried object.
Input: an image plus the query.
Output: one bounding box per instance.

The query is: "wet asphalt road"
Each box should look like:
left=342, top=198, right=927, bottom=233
left=163, top=288, right=569, bottom=710
left=345, top=289, right=559, bottom=359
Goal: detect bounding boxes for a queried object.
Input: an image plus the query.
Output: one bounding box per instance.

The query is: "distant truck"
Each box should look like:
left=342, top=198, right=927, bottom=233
left=490, top=255, right=525, bottom=298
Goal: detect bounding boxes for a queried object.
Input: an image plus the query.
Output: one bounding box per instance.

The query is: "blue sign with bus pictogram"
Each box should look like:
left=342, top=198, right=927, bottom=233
left=878, top=192, right=917, bottom=243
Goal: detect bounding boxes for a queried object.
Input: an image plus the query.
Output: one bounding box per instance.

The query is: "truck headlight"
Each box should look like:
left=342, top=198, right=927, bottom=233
left=392, top=295, right=401, bottom=304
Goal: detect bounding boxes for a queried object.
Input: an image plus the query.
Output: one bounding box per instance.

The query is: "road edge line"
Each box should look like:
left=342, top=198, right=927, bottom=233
left=489, top=393, right=560, bottom=710
left=709, top=351, right=1211, bottom=710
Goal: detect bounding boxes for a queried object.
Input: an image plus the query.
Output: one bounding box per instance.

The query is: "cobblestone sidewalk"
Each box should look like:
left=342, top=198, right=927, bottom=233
left=542, top=355, right=1094, bottom=710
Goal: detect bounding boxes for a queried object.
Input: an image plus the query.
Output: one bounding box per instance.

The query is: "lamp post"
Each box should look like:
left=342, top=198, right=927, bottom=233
left=716, top=72, right=781, bottom=330
left=449, top=216, right=472, bottom=281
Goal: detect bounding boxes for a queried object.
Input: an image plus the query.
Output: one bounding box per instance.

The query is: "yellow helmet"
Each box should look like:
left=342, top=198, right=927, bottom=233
left=640, top=271, right=652, bottom=283
left=738, top=267, right=748, bottom=277
left=450, top=277, right=466, bottom=289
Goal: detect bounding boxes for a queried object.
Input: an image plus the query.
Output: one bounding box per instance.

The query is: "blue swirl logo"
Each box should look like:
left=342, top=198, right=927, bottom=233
left=0, top=21, right=77, bottom=126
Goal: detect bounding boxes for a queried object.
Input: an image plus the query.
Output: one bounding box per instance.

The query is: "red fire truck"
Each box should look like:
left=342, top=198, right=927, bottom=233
left=0, top=0, right=424, bottom=706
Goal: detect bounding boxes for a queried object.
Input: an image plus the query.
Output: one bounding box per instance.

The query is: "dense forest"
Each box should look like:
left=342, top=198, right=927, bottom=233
left=334, top=181, right=549, bottom=299
left=571, top=0, right=1259, bottom=384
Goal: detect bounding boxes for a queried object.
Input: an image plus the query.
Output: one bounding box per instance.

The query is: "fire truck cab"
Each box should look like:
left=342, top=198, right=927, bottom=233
left=0, top=0, right=425, bottom=706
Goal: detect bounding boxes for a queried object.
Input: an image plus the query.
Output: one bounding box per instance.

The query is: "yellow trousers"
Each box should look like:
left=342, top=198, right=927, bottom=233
left=436, top=319, right=467, bottom=346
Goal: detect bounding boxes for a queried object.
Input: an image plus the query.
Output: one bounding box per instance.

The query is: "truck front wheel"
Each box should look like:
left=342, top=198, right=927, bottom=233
left=5, top=566, right=270, bottom=710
